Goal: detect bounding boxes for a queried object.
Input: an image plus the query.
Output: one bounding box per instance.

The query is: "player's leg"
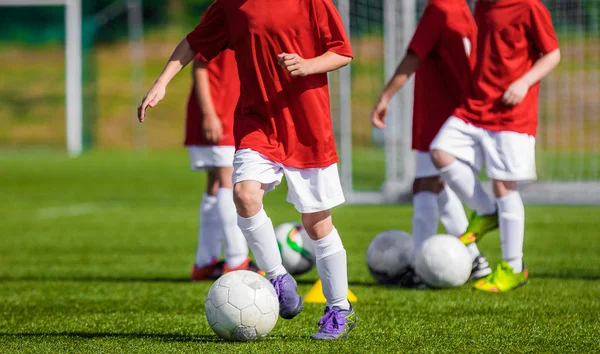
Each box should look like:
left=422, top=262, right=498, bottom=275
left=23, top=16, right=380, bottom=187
left=474, top=131, right=535, bottom=292
left=413, top=150, right=490, bottom=280
left=213, top=165, right=257, bottom=272
left=412, top=152, right=444, bottom=255
left=283, top=164, right=355, bottom=340
left=232, top=149, right=302, bottom=319
left=437, top=183, right=491, bottom=279
left=430, top=117, right=498, bottom=245
left=191, top=169, right=224, bottom=281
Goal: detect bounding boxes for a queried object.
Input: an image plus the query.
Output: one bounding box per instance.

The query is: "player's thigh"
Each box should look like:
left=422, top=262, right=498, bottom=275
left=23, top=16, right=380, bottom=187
left=232, top=149, right=284, bottom=191
left=481, top=131, right=537, bottom=182
left=430, top=117, right=484, bottom=171
left=283, top=164, right=345, bottom=214
left=413, top=152, right=443, bottom=194
left=215, top=166, right=234, bottom=189
left=188, top=145, right=235, bottom=170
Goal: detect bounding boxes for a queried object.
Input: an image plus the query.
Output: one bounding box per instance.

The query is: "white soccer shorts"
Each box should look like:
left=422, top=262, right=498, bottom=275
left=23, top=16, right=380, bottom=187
left=188, top=146, right=235, bottom=170
left=232, top=149, right=346, bottom=213
left=415, top=151, right=440, bottom=179
left=430, top=117, right=537, bottom=181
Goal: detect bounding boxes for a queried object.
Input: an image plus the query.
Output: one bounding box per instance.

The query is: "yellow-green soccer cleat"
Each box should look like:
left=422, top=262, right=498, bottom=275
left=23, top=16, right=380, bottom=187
left=458, top=212, right=499, bottom=245
left=473, top=260, right=528, bottom=292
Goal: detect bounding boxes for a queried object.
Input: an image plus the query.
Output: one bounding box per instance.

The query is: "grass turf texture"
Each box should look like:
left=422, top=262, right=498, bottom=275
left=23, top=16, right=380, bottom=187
left=1, top=151, right=599, bottom=353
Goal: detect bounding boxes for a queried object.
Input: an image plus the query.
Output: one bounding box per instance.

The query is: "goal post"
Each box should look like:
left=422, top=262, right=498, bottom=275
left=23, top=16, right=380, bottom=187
left=0, top=0, right=83, bottom=157
left=1, top=0, right=144, bottom=156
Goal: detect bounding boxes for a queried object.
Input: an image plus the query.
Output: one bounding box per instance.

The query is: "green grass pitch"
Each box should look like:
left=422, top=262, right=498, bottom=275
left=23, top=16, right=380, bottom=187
left=1, top=151, right=599, bottom=353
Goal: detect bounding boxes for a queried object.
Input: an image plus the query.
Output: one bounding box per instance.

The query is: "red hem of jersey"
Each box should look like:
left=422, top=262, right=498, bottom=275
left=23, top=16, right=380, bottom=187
left=186, top=34, right=211, bottom=62
left=327, top=48, right=354, bottom=59
left=241, top=147, right=339, bottom=169
left=407, top=46, right=426, bottom=62
left=454, top=115, right=537, bottom=137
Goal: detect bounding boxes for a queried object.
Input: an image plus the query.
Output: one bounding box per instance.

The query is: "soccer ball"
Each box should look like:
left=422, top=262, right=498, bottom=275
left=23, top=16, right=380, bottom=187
left=274, top=223, right=316, bottom=275
left=366, top=230, right=415, bottom=285
left=414, top=235, right=472, bottom=288
left=205, top=270, right=279, bottom=341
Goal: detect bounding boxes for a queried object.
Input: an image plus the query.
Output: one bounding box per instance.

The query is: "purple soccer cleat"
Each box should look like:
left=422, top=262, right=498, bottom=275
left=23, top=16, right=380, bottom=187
left=270, top=273, right=303, bottom=319
left=311, top=304, right=357, bottom=340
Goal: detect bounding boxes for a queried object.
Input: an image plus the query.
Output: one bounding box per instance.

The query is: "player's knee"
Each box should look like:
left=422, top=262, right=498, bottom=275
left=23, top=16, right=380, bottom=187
left=413, top=177, right=444, bottom=194
left=301, top=210, right=332, bottom=240
left=233, top=182, right=263, bottom=217
left=492, top=180, right=517, bottom=198
left=430, top=149, right=454, bottom=169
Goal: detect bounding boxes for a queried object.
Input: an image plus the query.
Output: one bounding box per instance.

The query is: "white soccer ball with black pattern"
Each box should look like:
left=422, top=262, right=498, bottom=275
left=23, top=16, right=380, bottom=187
left=205, top=270, right=279, bottom=341
left=415, top=234, right=472, bottom=288
left=275, top=223, right=316, bottom=275
left=366, top=230, right=415, bottom=285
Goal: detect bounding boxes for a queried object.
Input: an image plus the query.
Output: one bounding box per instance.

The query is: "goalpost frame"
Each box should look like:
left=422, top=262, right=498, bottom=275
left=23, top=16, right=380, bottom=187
left=0, top=0, right=83, bottom=157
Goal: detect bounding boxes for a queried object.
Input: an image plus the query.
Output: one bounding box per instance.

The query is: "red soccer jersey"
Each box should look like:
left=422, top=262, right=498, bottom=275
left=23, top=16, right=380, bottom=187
left=408, top=0, right=477, bottom=152
left=186, top=0, right=353, bottom=168
left=185, top=50, right=239, bottom=147
left=454, top=0, right=560, bottom=136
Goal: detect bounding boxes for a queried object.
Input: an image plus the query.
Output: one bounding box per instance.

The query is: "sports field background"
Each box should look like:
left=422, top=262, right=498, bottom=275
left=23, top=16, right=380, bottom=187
left=1, top=1, right=600, bottom=352
left=1, top=151, right=599, bottom=352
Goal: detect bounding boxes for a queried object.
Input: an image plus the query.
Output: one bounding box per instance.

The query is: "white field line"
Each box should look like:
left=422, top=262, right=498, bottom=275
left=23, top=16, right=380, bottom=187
left=37, top=203, right=100, bottom=219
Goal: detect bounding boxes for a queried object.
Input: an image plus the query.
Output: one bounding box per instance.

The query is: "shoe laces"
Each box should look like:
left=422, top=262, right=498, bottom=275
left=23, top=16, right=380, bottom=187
left=270, top=276, right=287, bottom=304
left=318, top=307, right=342, bottom=331
left=490, top=262, right=512, bottom=283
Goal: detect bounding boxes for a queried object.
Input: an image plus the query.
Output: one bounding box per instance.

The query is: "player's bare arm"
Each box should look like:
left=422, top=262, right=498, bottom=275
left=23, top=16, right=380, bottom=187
left=371, top=52, right=420, bottom=129
left=277, top=51, right=352, bottom=77
left=138, top=38, right=197, bottom=122
left=502, top=48, right=561, bottom=106
left=193, top=60, right=222, bottom=144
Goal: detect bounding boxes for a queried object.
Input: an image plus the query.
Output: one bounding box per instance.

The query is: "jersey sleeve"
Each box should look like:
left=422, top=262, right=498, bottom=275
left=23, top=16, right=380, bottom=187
left=528, top=0, right=560, bottom=54
left=186, top=1, right=229, bottom=63
left=408, top=4, right=444, bottom=61
left=314, top=0, right=353, bottom=58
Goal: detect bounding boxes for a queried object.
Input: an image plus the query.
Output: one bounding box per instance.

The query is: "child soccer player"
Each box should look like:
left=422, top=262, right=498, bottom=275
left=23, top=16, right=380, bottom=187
left=371, top=0, right=491, bottom=282
left=186, top=50, right=261, bottom=281
left=430, top=0, right=561, bottom=292
left=138, top=0, right=356, bottom=339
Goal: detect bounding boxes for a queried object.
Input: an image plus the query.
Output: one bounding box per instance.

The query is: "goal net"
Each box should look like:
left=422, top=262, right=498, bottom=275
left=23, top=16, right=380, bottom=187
left=333, top=0, right=600, bottom=205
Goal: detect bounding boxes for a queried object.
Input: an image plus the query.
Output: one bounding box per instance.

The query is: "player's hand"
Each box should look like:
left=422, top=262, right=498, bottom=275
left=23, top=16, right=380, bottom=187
left=502, top=78, right=530, bottom=106
left=202, top=115, right=223, bottom=144
left=137, top=84, right=166, bottom=122
left=277, top=53, right=313, bottom=77
left=371, top=96, right=390, bottom=129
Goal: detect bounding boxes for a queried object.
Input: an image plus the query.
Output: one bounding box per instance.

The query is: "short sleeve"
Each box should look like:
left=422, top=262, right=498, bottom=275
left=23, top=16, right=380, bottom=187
left=408, top=4, right=444, bottom=61
left=314, top=0, right=353, bottom=58
left=528, top=0, right=559, bottom=54
left=186, top=1, right=229, bottom=62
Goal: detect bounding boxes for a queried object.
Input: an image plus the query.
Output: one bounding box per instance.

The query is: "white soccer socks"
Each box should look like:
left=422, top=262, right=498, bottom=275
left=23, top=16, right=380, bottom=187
left=437, top=185, right=481, bottom=261
left=311, top=228, right=350, bottom=310
left=438, top=185, right=469, bottom=236
left=216, top=188, right=249, bottom=269
left=412, top=192, right=439, bottom=255
left=497, top=191, right=525, bottom=273
left=195, top=193, right=222, bottom=268
left=237, top=207, right=287, bottom=279
left=439, top=160, right=496, bottom=216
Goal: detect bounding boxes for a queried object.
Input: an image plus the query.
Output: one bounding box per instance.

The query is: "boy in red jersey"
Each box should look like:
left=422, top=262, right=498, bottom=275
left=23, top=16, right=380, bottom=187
left=138, top=0, right=355, bottom=339
left=430, top=0, right=561, bottom=292
left=372, top=0, right=491, bottom=284
left=186, top=50, right=261, bottom=281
